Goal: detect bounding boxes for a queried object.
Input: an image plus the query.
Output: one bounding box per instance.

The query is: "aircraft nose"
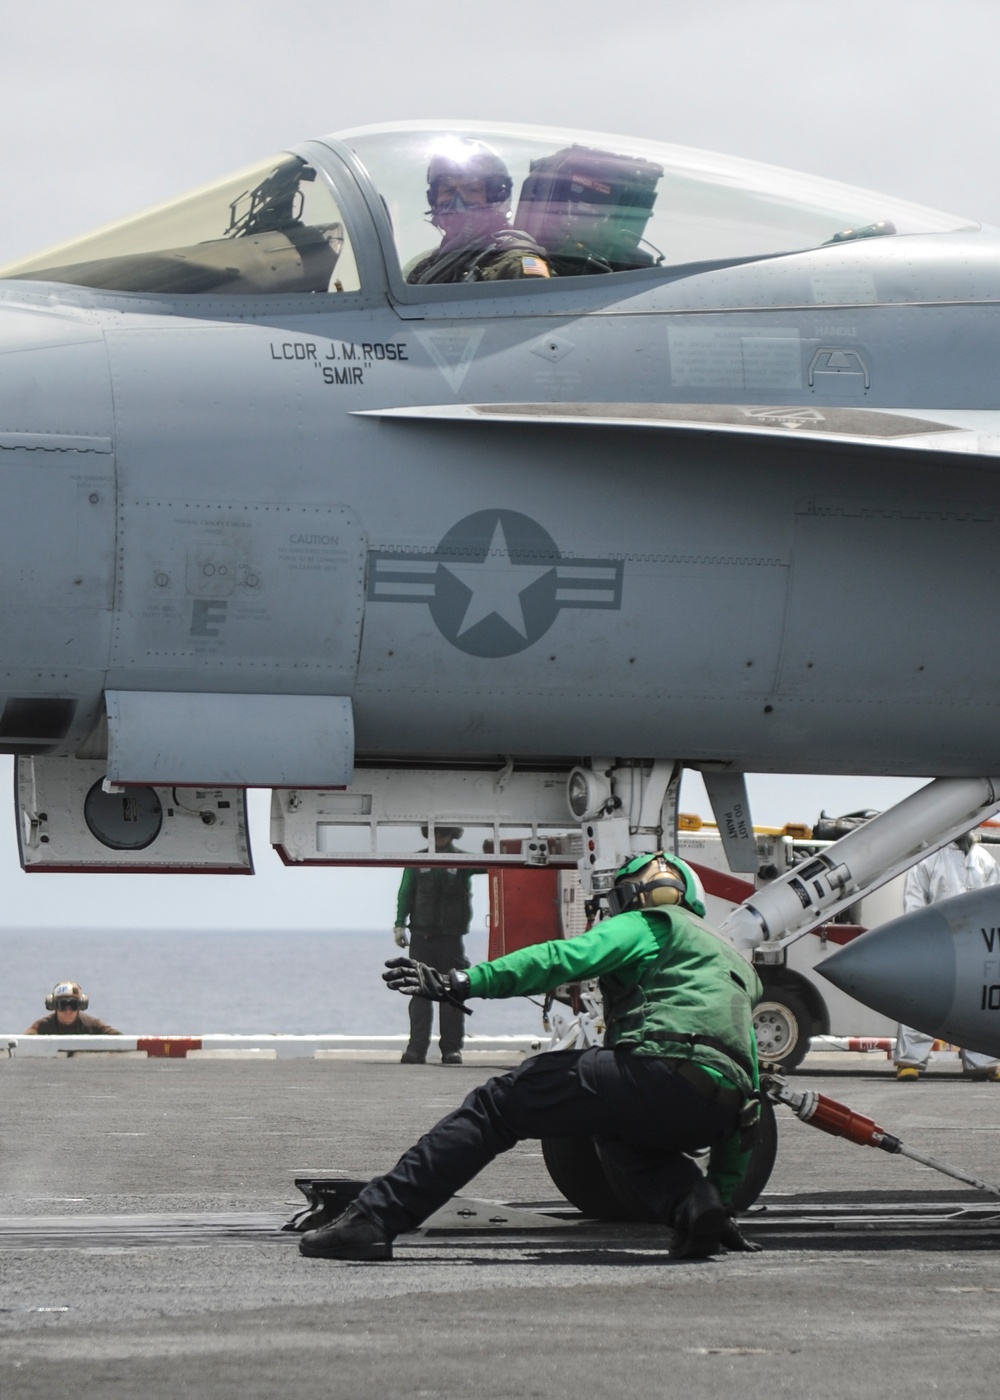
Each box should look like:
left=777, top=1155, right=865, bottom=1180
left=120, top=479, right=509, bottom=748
left=0, top=298, right=112, bottom=437
left=818, top=902, right=956, bottom=1032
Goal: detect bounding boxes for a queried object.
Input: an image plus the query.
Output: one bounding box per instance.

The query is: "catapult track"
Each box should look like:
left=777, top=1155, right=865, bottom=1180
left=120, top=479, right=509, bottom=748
left=5, top=1194, right=999, bottom=1253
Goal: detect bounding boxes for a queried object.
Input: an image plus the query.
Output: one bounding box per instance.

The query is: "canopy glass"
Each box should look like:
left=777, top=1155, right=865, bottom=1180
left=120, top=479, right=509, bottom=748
left=340, top=120, right=977, bottom=281
left=0, top=121, right=977, bottom=294
left=0, top=155, right=360, bottom=295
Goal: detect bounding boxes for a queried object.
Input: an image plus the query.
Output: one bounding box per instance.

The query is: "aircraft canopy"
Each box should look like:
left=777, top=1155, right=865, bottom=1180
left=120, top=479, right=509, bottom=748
left=0, top=154, right=361, bottom=296
left=340, top=121, right=977, bottom=279
left=0, top=120, right=978, bottom=295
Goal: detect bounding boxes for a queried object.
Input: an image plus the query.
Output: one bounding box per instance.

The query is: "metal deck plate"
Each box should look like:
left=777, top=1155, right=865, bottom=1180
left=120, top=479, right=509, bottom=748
left=4, top=1192, right=999, bottom=1253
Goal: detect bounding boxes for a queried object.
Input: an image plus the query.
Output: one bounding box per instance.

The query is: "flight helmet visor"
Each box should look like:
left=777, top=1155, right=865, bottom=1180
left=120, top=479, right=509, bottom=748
left=45, top=980, right=89, bottom=1011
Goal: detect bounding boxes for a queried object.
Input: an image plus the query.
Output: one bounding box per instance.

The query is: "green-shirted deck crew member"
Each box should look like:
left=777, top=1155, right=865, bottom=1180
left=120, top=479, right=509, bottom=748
left=393, top=826, right=481, bottom=1066
left=302, top=852, right=764, bottom=1263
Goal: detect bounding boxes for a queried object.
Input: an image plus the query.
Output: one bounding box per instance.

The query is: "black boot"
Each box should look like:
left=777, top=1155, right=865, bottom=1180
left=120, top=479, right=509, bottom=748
left=669, top=1179, right=726, bottom=1260
left=299, top=1204, right=393, bottom=1261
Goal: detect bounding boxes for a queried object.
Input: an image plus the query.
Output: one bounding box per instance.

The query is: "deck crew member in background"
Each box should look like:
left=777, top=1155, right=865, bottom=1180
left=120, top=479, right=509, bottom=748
left=394, top=827, right=481, bottom=1065
left=895, top=835, right=1000, bottom=1081
left=24, top=981, right=121, bottom=1036
left=405, top=138, right=552, bottom=284
left=305, top=852, right=763, bottom=1262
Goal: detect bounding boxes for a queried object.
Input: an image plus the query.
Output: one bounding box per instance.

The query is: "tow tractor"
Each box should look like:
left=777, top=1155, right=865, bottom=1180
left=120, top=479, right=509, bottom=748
left=486, top=819, right=890, bottom=1074
left=680, top=814, right=902, bottom=1070
left=488, top=812, right=1000, bottom=1072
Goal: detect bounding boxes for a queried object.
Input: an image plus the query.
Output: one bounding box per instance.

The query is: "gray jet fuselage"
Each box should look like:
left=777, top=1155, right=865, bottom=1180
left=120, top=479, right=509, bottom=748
left=2, top=124, right=1000, bottom=781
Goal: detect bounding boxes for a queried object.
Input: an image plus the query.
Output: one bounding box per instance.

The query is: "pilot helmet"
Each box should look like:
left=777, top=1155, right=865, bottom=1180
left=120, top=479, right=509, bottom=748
left=605, top=852, right=706, bottom=919
left=425, top=138, right=513, bottom=239
left=514, top=146, right=662, bottom=272
left=45, top=980, right=89, bottom=1012
left=427, top=138, right=512, bottom=209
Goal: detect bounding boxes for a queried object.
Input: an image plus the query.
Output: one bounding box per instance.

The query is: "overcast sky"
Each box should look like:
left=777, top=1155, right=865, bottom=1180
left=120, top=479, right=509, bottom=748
left=0, top=0, right=987, bottom=929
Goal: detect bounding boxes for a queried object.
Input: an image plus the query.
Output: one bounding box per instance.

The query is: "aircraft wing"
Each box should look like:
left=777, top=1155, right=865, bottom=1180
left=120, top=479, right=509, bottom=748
left=355, top=401, right=1000, bottom=464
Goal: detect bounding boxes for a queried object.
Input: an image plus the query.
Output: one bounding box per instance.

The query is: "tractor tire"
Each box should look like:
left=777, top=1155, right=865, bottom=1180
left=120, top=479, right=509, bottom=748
left=730, top=1092, right=778, bottom=1212
left=753, top=986, right=814, bottom=1071
left=540, top=1093, right=779, bottom=1219
left=541, top=1134, right=642, bottom=1220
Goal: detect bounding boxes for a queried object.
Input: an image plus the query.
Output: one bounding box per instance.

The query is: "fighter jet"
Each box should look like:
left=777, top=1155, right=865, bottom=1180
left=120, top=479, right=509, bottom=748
left=4, top=118, right=1000, bottom=931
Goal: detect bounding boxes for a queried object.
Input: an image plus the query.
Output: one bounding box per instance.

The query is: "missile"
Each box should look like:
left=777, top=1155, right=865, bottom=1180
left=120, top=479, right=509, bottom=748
left=817, top=887, right=1000, bottom=1059
left=720, top=777, right=1000, bottom=953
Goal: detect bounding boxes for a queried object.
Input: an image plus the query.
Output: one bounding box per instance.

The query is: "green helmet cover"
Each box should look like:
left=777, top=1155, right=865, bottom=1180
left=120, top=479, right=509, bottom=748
left=614, top=852, right=706, bottom=918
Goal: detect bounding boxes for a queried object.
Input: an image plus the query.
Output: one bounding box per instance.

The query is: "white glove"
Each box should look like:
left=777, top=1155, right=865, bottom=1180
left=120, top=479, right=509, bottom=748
left=393, top=926, right=409, bottom=948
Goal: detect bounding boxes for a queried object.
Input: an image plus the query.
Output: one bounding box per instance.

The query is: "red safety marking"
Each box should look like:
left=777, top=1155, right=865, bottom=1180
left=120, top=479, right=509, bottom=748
left=137, top=1037, right=202, bottom=1058
left=843, top=1037, right=894, bottom=1053
left=687, top=862, right=755, bottom=904
left=810, top=923, right=866, bottom=945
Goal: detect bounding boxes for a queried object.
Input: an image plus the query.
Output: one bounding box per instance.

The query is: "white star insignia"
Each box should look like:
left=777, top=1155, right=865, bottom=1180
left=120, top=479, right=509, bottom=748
left=442, top=519, right=553, bottom=639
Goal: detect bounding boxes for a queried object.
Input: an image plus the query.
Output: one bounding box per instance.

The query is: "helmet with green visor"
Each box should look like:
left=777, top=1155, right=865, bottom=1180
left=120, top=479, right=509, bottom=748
left=605, top=852, right=706, bottom=919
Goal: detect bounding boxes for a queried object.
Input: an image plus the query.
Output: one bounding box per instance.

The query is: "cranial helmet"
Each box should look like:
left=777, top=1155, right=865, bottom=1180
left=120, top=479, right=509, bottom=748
left=419, top=825, right=464, bottom=842
left=426, top=138, right=513, bottom=211
left=45, top=980, right=89, bottom=1011
left=606, top=853, right=706, bottom=919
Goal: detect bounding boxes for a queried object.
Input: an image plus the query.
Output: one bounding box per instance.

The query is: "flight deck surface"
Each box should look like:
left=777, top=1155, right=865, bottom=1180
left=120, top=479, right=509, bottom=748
left=2, top=1051, right=998, bottom=1399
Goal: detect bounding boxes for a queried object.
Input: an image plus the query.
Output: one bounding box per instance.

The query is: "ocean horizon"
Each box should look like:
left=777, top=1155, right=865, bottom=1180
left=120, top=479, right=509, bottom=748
left=1, top=927, right=543, bottom=1038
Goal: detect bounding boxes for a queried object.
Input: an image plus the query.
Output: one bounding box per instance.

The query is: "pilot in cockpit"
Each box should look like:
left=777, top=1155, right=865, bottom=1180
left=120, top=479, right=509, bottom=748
left=405, top=138, right=553, bottom=285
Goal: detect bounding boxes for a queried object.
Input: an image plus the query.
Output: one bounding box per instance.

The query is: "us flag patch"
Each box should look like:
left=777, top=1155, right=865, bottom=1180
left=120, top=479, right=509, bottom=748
left=520, top=256, right=550, bottom=277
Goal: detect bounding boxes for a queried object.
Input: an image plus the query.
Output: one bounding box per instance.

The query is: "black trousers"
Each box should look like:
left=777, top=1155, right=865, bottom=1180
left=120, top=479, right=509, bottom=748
left=355, top=1047, right=739, bottom=1237
left=405, top=931, right=468, bottom=1059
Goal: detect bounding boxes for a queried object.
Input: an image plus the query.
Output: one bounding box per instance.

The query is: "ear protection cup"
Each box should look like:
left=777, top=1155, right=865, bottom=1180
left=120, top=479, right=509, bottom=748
left=45, top=982, right=88, bottom=1011
left=608, top=853, right=707, bottom=919
left=605, top=873, right=685, bottom=915
left=643, top=877, right=686, bottom=907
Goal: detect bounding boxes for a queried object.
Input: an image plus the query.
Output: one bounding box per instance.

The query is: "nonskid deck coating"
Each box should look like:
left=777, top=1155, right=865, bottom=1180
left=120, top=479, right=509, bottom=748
left=2, top=1053, right=1000, bottom=1400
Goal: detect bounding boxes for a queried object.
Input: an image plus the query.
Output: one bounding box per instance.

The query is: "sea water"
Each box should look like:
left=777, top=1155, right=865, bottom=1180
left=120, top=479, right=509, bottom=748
left=0, top=927, right=543, bottom=1038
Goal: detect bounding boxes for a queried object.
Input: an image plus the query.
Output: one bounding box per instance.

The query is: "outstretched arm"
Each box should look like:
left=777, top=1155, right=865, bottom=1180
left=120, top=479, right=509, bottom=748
left=466, top=912, right=661, bottom=1000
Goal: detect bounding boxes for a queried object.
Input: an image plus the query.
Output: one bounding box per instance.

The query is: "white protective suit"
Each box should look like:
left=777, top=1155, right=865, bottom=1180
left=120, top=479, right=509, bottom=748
left=895, top=841, right=1000, bottom=1072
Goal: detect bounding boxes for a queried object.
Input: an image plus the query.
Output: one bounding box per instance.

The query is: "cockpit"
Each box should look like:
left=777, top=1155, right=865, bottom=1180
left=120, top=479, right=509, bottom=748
left=0, top=120, right=978, bottom=297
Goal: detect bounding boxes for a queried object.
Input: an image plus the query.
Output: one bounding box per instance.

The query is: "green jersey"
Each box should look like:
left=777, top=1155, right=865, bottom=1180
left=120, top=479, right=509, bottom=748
left=466, top=906, right=762, bottom=1202
left=396, top=865, right=476, bottom=935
